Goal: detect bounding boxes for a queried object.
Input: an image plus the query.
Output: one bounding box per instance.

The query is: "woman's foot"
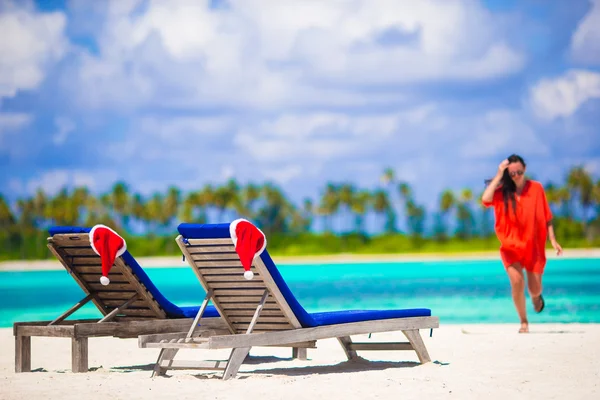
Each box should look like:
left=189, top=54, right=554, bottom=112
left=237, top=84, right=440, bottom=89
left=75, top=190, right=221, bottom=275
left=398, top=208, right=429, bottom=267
left=533, top=294, right=545, bottom=313
left=519, top=322, right=529, bottom=333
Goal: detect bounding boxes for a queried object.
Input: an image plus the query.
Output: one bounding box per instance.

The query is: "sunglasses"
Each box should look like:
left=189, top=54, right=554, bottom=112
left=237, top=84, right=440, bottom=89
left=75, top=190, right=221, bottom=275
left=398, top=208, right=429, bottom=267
left=509, top=170, right=524, bottom=177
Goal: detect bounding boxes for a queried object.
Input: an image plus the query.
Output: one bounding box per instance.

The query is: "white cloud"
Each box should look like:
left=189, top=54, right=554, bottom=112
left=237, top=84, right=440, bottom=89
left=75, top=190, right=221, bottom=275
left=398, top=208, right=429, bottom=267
left=261, top=164, right=304, bottom=185
left=0, top=112, right=31, bottom=131
left=8, top=169, right=98, bottom=196
left=0, top=112, right=32, bottom=147
left=53, top=117, right=75, bottom=145
left=462, top=110, right=549, bottom=158
left=67, top=0, right=524, bottom=111
left=529, top=70, right=600, bottom=121
left=233, top=111, right=402, bottom=163
left=0, top=2, right=68, bottom=99
left=571, top=0, right=600, bottom=65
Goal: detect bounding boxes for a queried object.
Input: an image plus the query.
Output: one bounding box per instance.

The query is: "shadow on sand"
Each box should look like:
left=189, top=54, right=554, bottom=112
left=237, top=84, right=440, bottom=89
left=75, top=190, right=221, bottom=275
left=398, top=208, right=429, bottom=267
left=97, top=355, right=450, bottom=378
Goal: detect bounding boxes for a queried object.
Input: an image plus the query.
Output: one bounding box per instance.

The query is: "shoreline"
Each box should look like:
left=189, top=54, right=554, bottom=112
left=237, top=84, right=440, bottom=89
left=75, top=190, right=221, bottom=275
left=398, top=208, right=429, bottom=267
left=1, top=248, right=599, bottom=271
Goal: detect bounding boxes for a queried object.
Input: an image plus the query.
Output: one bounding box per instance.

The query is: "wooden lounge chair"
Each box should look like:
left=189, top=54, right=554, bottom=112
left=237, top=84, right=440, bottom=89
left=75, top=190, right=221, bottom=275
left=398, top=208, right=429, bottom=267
left=14, top=226, right=226, bottom=373
left=139, top=223, right=440, bottom=379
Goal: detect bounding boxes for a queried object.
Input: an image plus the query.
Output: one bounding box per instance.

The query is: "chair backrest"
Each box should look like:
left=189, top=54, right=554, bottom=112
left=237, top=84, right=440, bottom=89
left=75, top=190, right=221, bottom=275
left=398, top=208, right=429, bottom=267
left=176, top=232, right=302, bottom=334
left=48, top=232, right=168, bottom=321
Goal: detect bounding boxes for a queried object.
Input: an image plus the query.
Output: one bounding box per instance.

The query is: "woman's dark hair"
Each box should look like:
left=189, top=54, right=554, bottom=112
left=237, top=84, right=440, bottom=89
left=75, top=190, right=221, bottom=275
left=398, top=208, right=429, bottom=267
left=501, top=154, right=526, bottom=216
left=484, top=154, right=526, bottom=216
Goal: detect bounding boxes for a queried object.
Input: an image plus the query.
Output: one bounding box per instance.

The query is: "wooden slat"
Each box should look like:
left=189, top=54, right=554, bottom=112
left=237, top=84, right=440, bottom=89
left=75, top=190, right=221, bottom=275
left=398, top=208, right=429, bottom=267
left=228, top=316, right=290, bottom=324
left=186, top=245, right=235, bottom=253
left=204, top=275, right=263, bottom=283
left=192, top=260, right=245, bottom=267
left=222, top=309, right=284, bottom=317
left=208, top=282, right=267, bottom=289
left=158, top=360, right=227, bottom=370
left=145, top=342, right=210, bottom=349
left=102, top=299, right=153, bottom=308
left=209, top=316, right=440, bottom=349
left=61, top=248, right=99, bottom=257
left=88, top=283, right=137, bottom=291
left=115, top=308, right=159, bottom=317
left=15, top=325, right=76, bottom=337
left=79, top=273, right=127, bottom=283
left=185, top=238, right=233, bottom=246
left=232, top=322, right=294, bottom=330
left=190, top=254, right=241, bottom=261
left=219, top=304, right=281, bottom=311
left=95, top=291, right=138, bottom=300
left=215, top=296, right=276, bottom=303
left=70, top=254, right=102, bottom=270
left=50, top=234, right=91, bottom=247
left=198, top=267, right=257, bottom=275
left=349, top=342, right=413, bottom=351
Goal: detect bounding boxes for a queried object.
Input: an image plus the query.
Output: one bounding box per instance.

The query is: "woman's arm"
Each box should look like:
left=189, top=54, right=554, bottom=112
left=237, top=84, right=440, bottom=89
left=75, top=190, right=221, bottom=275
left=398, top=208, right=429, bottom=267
left=482, top=159, right=509, bottom=203
left=547, top=221, right=563, bottom=255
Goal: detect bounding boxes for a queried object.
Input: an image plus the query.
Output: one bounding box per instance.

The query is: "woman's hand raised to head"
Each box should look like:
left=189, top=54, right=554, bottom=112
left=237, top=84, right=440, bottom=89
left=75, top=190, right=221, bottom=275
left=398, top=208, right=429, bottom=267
left=498, top=159, right=510, bottom=176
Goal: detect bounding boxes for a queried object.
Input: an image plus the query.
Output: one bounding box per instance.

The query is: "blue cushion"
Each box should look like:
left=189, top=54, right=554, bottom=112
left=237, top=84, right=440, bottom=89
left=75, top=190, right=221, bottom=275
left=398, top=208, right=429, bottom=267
left=177, top=223, right=432, bottom=327
left=48, top=226, right=219, bottom=319
left=310, top=309, right=431, bottom=326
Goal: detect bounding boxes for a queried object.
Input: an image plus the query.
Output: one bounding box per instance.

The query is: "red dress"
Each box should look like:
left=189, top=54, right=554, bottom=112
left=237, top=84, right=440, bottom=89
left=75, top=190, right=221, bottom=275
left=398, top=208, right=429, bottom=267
left=482, top=180, right=553, bottom=273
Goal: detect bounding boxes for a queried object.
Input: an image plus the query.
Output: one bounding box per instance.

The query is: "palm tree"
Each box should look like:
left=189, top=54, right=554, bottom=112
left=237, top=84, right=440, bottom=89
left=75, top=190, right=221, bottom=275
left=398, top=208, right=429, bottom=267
left=405, top=199, right=426, bottom=242
left=241, top=183, right=261, bottom=220
left=258, top=183, right=293, bottom=236
left=351, top=190, right=371, bottom=234
left=301, top=197, right=314, bottom=233
left=379, top=168, right=397, bottom=233
left=380, top=167, right=395, bottom=186
left=338, top=183, right=355, bottom=233
left=318, top=183, right=340, bottom=233
left=0, top=194, right=15, bottom=229
left=455, top=188, right=475, bottom=240
left=544, top=183, right=560, bottom=215
left=437, top=189, right=456, bottom=240
left=108, top=181, right=130, bottom=230
left=145, top=193, right=165, bottom=235
left=567, top=166, right=594, bottom=226
left=371, top=189, right=391, bottom=234
left=161, top=186, right=181, bottom=228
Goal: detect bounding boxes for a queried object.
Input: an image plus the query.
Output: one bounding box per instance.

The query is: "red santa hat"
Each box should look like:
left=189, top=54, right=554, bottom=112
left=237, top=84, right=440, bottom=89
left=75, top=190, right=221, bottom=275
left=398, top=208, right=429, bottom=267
left=89, top=224, right=127, bottom=286
left=229, top=218, right=267, bottom=280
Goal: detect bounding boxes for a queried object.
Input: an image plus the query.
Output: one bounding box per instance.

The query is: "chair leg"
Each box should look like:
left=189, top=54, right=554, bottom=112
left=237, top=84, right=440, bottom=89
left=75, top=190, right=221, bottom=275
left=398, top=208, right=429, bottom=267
left=152, top=348, right=179, bottom=377
left=15, top=335, right=31, bottom=373
left=402, top=329, right=431, bottom=363
left=292, top=347, right=308, bottom=360
left=223, top=347, right=250, bottom=380
left=71, top=337, right=89, bottom=373
left=337, top=336, right=359, bottom=360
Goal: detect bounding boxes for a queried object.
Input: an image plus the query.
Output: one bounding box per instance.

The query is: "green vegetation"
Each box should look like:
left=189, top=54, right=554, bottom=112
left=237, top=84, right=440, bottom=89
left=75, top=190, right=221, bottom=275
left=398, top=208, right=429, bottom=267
left=1, top=166, right=599, bottom=261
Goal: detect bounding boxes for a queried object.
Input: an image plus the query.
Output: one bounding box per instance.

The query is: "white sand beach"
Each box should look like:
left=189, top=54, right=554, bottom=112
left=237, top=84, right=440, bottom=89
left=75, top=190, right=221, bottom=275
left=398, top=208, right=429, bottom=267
left=2, top=248, right=599, bottom=271
left=2, top=324, right=599, bottom=399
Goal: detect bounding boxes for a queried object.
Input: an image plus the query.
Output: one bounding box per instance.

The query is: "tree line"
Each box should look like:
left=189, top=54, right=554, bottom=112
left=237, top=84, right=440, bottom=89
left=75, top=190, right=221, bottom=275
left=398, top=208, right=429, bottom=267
left=1, top=166, right=599, bottom=261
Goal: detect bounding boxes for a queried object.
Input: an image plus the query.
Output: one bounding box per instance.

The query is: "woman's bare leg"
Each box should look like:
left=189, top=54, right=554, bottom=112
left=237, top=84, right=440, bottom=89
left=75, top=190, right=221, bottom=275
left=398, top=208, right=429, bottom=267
left=526, top=270, right=544, bottom=312
left=506, top=263, right=528, bottom=332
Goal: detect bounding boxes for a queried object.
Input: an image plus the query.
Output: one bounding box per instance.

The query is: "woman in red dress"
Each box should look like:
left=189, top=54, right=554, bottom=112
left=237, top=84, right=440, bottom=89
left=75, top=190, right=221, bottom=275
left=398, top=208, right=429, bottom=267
left=482, top=154, right=563, bottom=333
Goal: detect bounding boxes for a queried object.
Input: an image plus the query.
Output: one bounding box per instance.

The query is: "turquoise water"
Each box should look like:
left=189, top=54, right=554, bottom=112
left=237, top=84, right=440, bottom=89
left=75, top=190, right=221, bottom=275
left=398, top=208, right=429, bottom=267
left=2, top=258, right=599, bottom=327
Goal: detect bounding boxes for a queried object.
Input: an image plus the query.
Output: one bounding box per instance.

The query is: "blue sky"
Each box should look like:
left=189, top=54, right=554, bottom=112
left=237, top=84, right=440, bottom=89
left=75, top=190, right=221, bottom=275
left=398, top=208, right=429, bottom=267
left=1, top=0, right=599, bottom=213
